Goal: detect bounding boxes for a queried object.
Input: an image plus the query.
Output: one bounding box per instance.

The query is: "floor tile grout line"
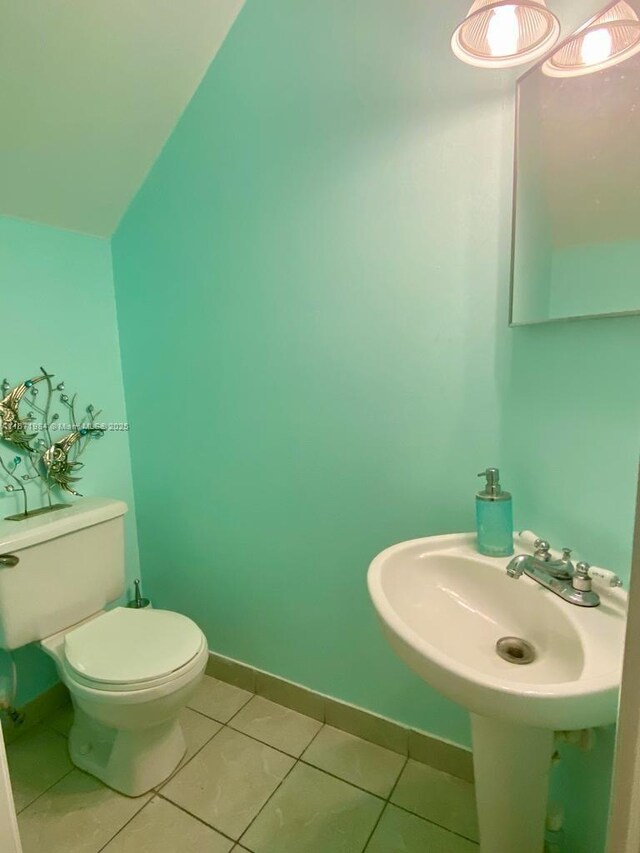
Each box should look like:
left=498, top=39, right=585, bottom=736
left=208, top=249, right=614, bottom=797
left=14, top=765, right=76, bottom=816
left=44, top=724, right=71, bottom=742
left=185, top=694, right=253, bottom=727
left=184, top=704, right=251, bottom=729
left=203, top=676, right=255, bottom=725
left=361, top=755, right=409, bottom=852
left=46, top=725, right=72, bottom=740
left=187, top=694, right=412, bottom=782
left=386, top=755, right=479, bottom=844
left=173, top=714, right=407, bottom=804
left=296, top=756, right=395, bottom=800
left=217, top=719, right=322, bottom=762
left=212, top=673, right=330, bottom=733
left=236, top=756, right=396, bottom=850
left=297, top=717, right=327, bottom=757
left=225, top=717, right=321, bottom=754
left=7, top=718, right=70, bottom=748
left=201, top=717, right=395, bottom=803
left=94, top=793, right=154, bottom=853
left=222, top=691, right=255, bottom=722
left=156, top=791, right=240, bottom=845
left=154, top=721, right=226, bottom=793
left=171, top=683, right=323, bottom=841
left=386, top=755, right=409, bottom=804
left=184, top=704, right=227, bottom=723
left=390, top=799, right=479, bottom=845
left=202, top=714, right=406, bottom=795
left=7, top=718, right=75, bottom=816
left=224, top=693, right=266, bottom=727
left=235, top=756, right=300, bottom=849
left=361, top=799, right=391, bottom=853
left=225, top=696, right=326, bottom=744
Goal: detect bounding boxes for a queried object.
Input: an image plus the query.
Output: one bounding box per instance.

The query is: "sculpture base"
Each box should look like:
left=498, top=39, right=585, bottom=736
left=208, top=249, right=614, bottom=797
left=5, top=503, right=71, bottom=522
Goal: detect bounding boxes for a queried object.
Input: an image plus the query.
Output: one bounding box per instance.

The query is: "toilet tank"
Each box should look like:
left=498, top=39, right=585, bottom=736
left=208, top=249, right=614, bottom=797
left=0, top=498, right=127, bottom=650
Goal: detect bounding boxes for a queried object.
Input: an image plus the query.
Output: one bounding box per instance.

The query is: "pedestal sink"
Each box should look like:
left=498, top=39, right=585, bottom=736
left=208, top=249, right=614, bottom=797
left=367, top=533, right=627, bottom=853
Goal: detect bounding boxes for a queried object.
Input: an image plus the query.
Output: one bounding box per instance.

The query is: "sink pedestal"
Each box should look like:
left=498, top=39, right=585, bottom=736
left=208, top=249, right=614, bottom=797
left=471, top=714, right=554, bottom=853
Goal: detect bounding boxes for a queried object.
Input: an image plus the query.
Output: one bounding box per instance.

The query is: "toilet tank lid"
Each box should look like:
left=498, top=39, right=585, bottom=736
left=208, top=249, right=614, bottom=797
left=0, top=498, right=127, bottom=553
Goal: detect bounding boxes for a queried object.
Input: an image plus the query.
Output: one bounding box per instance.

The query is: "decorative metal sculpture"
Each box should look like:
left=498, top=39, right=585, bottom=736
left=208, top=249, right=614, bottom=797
left=0, top=367, right=105, bottom=519
left=43, top=429, right=102, bottom=495
left=0, top=374, right=48, bottom=452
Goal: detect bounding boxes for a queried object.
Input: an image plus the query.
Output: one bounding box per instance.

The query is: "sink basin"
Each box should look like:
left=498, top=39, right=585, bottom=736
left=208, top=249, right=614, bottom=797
left=368, top=532, right=627, bottom=853
left=368, top=532, right=626, bottom=730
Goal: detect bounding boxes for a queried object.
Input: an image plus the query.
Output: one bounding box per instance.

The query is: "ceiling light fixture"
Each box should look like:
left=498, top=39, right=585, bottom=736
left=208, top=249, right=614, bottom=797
left=451, top=0, right=561, bottom=68
left=542, top=0, right=640, bottom=77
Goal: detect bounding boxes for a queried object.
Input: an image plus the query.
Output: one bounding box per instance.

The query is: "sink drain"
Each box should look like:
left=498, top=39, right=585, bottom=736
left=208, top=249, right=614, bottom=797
left=496, top=636, right=536, bottom=665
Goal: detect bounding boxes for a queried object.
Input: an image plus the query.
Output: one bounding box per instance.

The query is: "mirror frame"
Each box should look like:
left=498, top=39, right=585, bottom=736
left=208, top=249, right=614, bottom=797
left=509, top=0, right=640, bottom=327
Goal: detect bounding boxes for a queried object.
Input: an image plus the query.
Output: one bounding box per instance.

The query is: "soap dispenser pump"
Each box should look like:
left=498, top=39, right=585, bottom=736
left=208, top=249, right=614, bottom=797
left=476, top=468, right=514, bottom=557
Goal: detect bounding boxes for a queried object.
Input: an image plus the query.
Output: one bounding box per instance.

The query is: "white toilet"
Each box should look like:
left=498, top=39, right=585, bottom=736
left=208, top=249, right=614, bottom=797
left=0, top=498, right=207, bottom=796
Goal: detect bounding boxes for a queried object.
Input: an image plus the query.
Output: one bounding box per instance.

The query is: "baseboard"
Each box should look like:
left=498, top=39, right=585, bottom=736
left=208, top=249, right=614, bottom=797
left=0, top=652, right=473, bottom=782
left=1, top=681, right=70, bottom=745
left=206, top=650, right=474, bottom=782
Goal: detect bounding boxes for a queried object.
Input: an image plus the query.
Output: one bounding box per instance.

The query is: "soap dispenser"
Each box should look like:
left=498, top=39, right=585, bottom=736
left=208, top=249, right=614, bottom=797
left=476, top=468, right=514, bottom=557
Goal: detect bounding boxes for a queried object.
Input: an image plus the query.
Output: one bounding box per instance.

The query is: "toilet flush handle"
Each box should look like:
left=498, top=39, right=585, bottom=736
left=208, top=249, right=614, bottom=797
left=0, top=554, right=19, bottom=568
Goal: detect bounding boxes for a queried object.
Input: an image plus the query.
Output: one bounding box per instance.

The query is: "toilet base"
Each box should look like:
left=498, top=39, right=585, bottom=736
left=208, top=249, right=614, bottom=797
left=69, top=705, right=187, bottom=797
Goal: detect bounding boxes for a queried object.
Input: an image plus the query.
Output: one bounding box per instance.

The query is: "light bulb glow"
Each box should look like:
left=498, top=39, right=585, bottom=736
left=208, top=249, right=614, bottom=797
left=581, top=27, right=613, bottom=65
left=487, top=5, right=520, bottom=56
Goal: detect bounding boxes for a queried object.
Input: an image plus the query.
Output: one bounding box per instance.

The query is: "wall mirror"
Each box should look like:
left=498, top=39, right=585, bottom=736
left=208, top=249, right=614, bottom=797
left=510, top=0, right=640, bottom=325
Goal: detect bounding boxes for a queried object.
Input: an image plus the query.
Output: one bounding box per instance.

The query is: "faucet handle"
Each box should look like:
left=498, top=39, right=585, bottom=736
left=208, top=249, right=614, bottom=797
left=572, top=562, right=592, bottom=592
left=560, top=548, right=576, bottom=571
left=588, top=566, right=623, bottom=588
left=534, top=539, right=551, bottom=560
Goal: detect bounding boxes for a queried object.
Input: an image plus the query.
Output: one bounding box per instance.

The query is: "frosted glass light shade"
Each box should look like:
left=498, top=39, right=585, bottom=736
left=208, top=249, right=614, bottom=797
left=452, top=0, right=561, bottom=68
left=542, top=1, right=640, bottom=77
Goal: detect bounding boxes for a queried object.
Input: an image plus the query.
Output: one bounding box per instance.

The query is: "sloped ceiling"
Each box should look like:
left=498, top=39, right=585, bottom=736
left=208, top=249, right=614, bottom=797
left=0, top=0, right=245, bottom=237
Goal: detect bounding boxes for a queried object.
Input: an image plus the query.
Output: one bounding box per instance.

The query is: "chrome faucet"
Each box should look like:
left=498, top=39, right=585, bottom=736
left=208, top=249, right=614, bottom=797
left=506, top=539, right=600, bottom=607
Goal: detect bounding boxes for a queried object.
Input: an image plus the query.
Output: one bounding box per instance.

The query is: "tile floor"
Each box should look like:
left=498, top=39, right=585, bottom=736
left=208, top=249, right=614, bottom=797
left=6, top=676, right=479, bottom=853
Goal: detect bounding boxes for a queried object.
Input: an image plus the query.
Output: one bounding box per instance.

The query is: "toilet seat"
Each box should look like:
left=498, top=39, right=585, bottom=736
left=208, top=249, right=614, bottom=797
left=63, top=606, right=206, bottom=692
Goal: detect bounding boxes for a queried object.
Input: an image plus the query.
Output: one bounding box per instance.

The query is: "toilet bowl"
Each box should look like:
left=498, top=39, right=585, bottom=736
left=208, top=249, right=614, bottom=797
left=41, top=606, right=208, bottom=797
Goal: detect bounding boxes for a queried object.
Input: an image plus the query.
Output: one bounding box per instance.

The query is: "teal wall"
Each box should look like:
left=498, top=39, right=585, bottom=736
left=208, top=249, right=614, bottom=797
left=109, top=1, right=638, bottom=850
left=0, top=216, right=140, bottom=704
left=111, top=0, right=640, bottom=724
left=112, top=0, right=516, bottom=745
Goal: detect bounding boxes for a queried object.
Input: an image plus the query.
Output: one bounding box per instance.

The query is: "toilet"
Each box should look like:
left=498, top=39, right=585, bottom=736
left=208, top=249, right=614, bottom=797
left=0, top=498, right=207, bottom=796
